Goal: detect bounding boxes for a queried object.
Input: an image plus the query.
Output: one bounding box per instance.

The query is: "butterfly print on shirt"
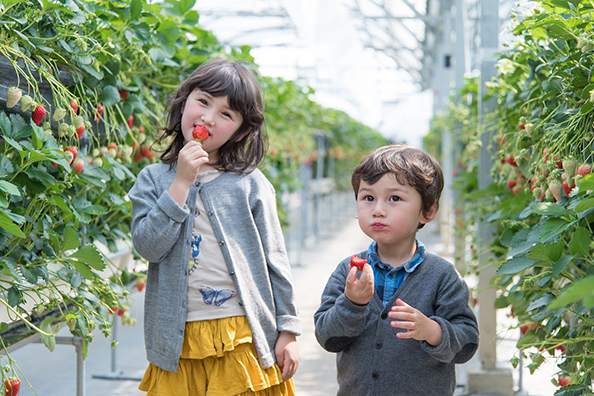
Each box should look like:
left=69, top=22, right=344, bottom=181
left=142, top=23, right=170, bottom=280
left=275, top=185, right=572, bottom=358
left=196, top=285, right=238, bottom=306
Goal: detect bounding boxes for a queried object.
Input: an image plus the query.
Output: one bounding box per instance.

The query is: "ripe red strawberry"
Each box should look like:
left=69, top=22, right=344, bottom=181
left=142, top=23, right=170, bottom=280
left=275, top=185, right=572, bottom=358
left=136, top=278, right=146, bottom=292
left=6, top=87, right=22, bottom=108
left=192, top=125, right=209, bottom=142
left=558, top=376, right=569, bottom=387
left=69, top=98, right=79, bottom=114
left=127, top=115, right=134, bottom=128
left=505, top=155, right=517, bottom=167
left=549, top=181, right=563, bottom=202
left=31, top=105, right=46, bottom=125
left=4, top=377, right=20, bottom=396
left=507, top=180, right=516, bottom=191
left=119, top=90, right=129, bottom=101
left=95, top=103, right=104, bottom=122
left=72, top=158, right=85, bottom=174
left=562, top=180, right=572, bottom=196
left=350, top=255, right=367, bottom=271
left=73, top=115, right=85, bottom=138
left=64, top=146, right=78, bottom=164
left=138, top=125, right=145, bottom=134
left=577, top=164, right=591, bottom=177
left=140, top=145, right=150, bottom=157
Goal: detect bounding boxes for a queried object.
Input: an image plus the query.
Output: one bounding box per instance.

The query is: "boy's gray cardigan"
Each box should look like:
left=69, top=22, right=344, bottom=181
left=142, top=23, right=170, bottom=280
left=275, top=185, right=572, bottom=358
left=314, top=250, right=478, bottom=395
left=129, top=163, right=301, bottom=373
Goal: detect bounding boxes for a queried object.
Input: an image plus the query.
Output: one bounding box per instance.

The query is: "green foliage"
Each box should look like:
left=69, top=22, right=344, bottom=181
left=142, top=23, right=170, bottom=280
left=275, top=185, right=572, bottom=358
left=436, top=1, right=594, bottom=393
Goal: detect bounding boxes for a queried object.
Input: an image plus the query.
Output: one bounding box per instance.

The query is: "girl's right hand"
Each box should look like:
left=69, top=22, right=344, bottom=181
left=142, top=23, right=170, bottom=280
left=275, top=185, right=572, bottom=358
left=175, top=141, right=209, bottom=186
left=168, top=141, right=209, bottom=207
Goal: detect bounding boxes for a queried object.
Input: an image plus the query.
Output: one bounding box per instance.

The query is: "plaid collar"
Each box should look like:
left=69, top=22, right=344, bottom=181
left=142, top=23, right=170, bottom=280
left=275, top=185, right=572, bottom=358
left=367, top=240, right=426, bottom=273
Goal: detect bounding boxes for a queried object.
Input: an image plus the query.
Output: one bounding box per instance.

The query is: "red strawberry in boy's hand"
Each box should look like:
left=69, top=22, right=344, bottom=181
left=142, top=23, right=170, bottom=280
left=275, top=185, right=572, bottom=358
left=192, top=125, right=209, bottom=142
left=4, top=377, right=20, bottom=396
left=350, top=255, right=367, bottom=271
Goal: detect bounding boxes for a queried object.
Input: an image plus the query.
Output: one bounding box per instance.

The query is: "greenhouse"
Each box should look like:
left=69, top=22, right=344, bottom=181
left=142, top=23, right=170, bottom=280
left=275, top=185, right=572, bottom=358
left=1, top=0, right=593, bottom=395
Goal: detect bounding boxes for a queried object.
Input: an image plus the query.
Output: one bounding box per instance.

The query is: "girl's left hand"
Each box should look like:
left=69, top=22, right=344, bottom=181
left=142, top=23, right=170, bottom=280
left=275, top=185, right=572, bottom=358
left=275, top=331, right=299, bottom=382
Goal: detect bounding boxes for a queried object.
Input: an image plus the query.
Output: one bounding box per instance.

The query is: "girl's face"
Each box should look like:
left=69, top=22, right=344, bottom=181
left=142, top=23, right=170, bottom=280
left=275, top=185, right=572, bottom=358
left=181, top=88, right=244, bottom=161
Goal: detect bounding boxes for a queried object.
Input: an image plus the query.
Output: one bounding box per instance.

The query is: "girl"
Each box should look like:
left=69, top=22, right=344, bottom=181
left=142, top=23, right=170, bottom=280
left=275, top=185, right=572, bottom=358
left=129, top=59, right=301, bottom=396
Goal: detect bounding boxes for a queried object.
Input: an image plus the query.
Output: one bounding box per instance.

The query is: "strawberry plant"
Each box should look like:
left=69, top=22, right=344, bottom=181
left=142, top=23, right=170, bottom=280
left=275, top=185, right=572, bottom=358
left=432, top=1, right=594, bottom=394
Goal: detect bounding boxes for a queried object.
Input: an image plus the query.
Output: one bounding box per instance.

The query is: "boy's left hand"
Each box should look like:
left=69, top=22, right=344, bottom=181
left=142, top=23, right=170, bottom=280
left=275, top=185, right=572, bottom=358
left=388, top=298, right=443, bottom=346
left=275, top=331, right=299, bottom=382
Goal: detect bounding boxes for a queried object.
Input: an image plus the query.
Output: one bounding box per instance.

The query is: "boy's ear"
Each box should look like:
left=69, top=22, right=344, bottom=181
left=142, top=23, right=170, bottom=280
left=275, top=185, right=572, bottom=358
left=421, top=204, right=438, bottom=225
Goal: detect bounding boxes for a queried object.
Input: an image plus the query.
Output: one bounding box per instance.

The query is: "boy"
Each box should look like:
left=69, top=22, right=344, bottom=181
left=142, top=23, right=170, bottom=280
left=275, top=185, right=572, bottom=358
left=314, top=144, right=479, bottom=395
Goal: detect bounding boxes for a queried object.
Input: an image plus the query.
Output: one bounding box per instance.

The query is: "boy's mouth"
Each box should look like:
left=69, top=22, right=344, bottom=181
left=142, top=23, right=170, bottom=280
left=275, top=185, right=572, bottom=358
left=371, top=222, right=386, bottom=230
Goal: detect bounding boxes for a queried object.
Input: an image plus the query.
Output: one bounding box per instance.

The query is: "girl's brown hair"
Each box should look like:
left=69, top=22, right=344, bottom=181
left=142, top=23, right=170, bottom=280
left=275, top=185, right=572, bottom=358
left=156, top=58, right=266, bottom=173
left=351, top=144, right=444, bottom=227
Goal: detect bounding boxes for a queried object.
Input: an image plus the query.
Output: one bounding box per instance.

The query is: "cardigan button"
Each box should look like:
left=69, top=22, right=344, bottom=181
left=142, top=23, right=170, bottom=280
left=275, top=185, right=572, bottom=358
left=238, top=301, right=243, bottom=306
left=381, top=312, right=388, bottom=320
left=229, top=271, right=235, bottom=276
left=375, top=341, right=383, bottom=349
left=208, top=211, right=213, bottom=216
left=371, top=372, right=379, bottom=380
left=219, top=241, right=224, bottom=246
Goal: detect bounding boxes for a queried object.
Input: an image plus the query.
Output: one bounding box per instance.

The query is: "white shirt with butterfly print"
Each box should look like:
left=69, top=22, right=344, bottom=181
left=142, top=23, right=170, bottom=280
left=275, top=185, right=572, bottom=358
left=186, top=170, right=245, bottom=321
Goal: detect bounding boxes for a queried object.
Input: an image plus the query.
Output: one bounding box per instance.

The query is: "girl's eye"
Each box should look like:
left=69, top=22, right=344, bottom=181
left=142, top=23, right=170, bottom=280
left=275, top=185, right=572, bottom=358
left=389, top=196, right=401, bottom=202
left=222, top=111, right=232, bottom=119
left=198, top=99, right=208, bottom=105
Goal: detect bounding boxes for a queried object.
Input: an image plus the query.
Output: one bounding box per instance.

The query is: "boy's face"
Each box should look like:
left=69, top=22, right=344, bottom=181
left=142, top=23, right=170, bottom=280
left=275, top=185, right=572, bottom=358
left=356, top=174, right=436, bottom=249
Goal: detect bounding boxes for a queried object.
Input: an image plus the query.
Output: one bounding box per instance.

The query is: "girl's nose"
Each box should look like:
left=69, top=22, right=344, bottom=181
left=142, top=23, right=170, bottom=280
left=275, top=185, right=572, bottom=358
left=201, top=113, right=214, bottom=126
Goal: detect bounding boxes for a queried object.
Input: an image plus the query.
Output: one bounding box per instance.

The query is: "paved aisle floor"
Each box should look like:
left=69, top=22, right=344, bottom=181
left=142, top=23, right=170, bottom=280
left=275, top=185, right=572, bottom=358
left=8, top=215, right=558, bottom=395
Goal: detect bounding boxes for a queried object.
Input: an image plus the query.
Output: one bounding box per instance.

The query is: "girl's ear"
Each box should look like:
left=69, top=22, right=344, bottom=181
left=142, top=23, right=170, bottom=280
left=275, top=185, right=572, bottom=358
left=237, top=127, right=252, bottom=142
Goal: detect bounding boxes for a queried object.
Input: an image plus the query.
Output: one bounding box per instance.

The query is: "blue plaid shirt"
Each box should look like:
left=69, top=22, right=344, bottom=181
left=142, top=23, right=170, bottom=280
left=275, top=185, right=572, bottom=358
left=367, top=240, right=426, bottom=306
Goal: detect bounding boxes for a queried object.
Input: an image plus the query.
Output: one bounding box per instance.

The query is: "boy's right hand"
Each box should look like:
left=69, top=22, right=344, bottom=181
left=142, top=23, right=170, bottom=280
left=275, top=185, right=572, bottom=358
left=345, top=263, right=374, bottom=306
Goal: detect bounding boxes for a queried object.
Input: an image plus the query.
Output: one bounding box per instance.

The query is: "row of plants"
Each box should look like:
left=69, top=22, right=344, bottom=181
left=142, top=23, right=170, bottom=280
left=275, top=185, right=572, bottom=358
left=427, top=1, right=594, bottom=394
left=0, top=0, right=387, bottom=393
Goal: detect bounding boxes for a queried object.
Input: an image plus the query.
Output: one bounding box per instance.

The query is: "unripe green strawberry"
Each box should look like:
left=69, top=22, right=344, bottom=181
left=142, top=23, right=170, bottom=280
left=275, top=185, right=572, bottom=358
left=562, top=158, right=578, bottom=178
left=20, top=94, right=34, bottom=111
left=532, top=187, right=542, bottom=200
left=53, top=107, right=67, bottom=122
left=6, top=87, right=22, bottom=108
left=58, top=123, right=70, bottom=138
left=524, top=122, right=534, bottom=136
left=549, top=181, right=563, bottom=202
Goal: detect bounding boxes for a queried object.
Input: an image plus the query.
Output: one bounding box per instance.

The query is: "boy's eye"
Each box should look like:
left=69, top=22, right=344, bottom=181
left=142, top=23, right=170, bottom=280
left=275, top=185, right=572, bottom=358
left=363, top=195, right=374, bottom=202
left=389, top=196, right=401, bottom=202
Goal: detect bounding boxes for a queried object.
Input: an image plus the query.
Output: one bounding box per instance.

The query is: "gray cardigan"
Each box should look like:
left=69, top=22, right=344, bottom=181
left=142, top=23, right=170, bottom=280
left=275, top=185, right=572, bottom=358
left=129, top=163, right=301, bottom=373
left=314, top=250, right=478, bottom=395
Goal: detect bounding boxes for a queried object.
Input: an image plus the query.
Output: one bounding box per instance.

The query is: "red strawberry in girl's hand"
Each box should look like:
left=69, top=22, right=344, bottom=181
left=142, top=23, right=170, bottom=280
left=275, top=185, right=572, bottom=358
left=350, top=255, right=367, bottom=271
left=192, top=125, right=209, bottom=142
left=4, top=377, right=20, bottom=396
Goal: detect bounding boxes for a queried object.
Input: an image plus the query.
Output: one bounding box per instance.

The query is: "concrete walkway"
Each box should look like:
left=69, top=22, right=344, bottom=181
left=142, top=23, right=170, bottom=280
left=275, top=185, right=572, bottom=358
left=8, top=212, right=558, bottom=395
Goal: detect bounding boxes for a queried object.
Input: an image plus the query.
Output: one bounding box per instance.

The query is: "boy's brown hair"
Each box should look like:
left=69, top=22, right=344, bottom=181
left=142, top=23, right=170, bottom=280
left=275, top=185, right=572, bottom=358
left=351, top=144, right=444, bottom=227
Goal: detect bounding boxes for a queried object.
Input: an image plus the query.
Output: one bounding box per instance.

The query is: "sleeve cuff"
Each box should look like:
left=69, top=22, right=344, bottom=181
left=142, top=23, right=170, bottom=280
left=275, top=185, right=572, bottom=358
left=156, top=190, right=190, bottom=223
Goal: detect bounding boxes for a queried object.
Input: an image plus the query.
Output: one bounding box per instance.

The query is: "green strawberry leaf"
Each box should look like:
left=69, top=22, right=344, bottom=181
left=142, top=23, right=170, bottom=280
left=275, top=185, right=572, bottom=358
left=548, top=276, right=594, bottom=310
left=497, top=256, right=539, bottom=275
left=528, top=242, right=564, bottom=262
left=531, top=202, right=570, bottom=217
left=578, top=174, right=594, bottom=191
left=62, top=226, right=80, bottom=252
left=0, top=180, right=21, bottom=196
left=69, top=245, right=105, bottom=271
left=570, top=227, right=590, bottom=256
left=552, top=255, right=573, bottom=277
left=539, top=218, right=573, bottom=242
left=527, top=292, right=556, bottom=312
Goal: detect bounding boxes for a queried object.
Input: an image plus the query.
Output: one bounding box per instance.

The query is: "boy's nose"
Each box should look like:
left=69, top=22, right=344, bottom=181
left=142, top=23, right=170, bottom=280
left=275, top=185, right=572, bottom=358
left=371, top=203, right=386, bottom=217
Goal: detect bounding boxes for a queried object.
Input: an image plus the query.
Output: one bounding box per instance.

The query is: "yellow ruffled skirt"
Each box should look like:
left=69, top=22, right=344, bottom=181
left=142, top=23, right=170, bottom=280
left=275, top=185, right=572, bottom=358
left=138, top=316, right=295, bottom=396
